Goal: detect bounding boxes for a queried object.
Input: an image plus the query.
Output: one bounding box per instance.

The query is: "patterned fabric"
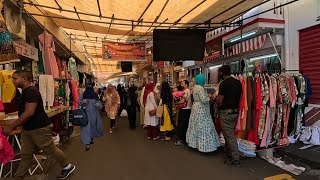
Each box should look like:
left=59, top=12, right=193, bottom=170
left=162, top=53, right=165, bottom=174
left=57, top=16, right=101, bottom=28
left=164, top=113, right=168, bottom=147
left=0, top=2, right=19, bottom=64
left=186, top=85, right=220, bottom=153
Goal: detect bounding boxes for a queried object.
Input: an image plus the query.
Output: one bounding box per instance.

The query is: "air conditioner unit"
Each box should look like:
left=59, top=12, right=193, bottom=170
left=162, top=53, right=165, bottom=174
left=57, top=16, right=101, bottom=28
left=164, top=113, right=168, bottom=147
left=4, top=2, right=26, bottom=40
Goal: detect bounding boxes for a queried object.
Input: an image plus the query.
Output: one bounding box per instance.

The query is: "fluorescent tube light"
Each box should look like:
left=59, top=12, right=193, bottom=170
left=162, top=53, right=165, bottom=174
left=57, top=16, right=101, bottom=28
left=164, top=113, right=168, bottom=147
left=209, top=65, right=222, bottom=70
left=230, top=31, right=257, bottom=43
left=249, top=53, right=278, bottom=61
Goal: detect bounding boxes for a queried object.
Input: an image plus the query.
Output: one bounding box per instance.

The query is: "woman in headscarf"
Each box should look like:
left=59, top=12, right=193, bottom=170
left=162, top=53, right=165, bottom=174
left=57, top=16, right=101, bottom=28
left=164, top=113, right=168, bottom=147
left=186, top=74, right=221, bottom=152
left=153, top=83, right=161, bottom=104
left=127, top=84, right=138, bottom=129
left=103, top=84, right=121, bottom=134
left=80, top=84, right=104, bottom=151
left=159, top=82, right=174, bottom=141
left=144, top=83, right=159, bottom=140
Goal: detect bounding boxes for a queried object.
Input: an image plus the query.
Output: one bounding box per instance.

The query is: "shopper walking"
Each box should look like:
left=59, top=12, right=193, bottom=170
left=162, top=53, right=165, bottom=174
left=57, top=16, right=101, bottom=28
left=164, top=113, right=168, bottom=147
left=3, top=70, right=75, bottom=179
left=186, top=74, right=221, bottom=153
left=117, top=84, right=125, bottom=116
left=79, top=84, right=104, bottom=151
left=103, top=84, right=120, bottom=134
left=143, top=83, right=159, bottom=140
left=217, top=65, right=242, bottom=166
left=138, top=85, right=146, bottom=127
left=174, top=80, right=192, bottom=146
left=127, top=84, right=138, bottom=129
left=159, top=82, right=174, bottom=141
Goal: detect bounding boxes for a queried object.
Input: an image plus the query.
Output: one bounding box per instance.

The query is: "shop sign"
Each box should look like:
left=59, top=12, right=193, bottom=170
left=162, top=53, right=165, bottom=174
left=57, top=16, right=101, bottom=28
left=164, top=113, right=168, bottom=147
left=205, top=37, right=222, bottom=57
left=102, top=41, right=147, bottom=61
left=13, top=41, right=38, bottom=61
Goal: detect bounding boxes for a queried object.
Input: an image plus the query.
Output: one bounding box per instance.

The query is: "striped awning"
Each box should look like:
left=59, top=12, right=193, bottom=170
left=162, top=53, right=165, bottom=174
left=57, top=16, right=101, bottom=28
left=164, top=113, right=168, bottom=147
left=225, top=34, right=267, bottom=57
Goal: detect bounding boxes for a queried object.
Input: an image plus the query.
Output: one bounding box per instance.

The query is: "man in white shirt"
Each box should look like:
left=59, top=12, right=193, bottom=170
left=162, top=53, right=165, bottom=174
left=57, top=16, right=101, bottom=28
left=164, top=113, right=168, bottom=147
left=174, top=80, right=192, bottom=146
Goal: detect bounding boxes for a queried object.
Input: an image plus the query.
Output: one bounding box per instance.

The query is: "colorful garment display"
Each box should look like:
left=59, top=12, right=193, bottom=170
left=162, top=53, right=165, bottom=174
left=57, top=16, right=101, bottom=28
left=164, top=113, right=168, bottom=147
left=236, top=73, right=307, bottom=148
left=68, top=57, right=79, bottom=81
left=0, top=70, right=16, bottom=103
left=38, top=32, right=60, bottom=79
left=0, top=2, right=19, bottom=64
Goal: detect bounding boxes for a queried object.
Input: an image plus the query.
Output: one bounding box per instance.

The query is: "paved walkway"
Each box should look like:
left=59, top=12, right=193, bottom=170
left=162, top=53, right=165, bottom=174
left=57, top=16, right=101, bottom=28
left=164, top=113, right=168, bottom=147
left=47, top=116, right=317, bottom=180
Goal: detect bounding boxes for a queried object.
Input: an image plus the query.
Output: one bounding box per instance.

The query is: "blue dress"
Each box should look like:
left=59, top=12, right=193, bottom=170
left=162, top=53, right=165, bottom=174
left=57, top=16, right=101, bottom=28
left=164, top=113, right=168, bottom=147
left=79, top=94, right=104, bottom=145
left=186, top=85, right=221, bottom=152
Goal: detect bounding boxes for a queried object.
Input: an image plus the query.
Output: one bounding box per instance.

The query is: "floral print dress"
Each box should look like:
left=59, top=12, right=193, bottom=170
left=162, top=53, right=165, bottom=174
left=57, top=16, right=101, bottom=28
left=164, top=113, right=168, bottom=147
left=186, top=85, right=221, bottom=152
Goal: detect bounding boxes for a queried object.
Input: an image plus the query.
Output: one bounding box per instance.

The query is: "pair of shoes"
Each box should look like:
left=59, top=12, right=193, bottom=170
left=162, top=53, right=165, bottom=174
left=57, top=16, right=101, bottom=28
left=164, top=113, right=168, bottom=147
left=147, top=137, right=151, bottom=140
left=174, top=140, right=184, bottom=146
left=90, top=139, right=94, bottom=145
left=153, top=136, right=160, bottom=140
left=57, top=164, right=76, bottom=179
left=85, top=145, right=90, bottom=151
left=109, top=129, right=113, bottom=134
left=224, top=159, right=240, bottom=167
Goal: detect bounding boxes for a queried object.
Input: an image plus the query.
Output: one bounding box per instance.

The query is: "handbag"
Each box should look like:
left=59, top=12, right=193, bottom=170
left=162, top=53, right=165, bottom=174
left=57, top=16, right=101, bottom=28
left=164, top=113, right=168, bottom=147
left=149, top=109, right=157, bottom=116
left=71, top=105, right=88, bottom=127
left=156, top=102, right=164, bottom=118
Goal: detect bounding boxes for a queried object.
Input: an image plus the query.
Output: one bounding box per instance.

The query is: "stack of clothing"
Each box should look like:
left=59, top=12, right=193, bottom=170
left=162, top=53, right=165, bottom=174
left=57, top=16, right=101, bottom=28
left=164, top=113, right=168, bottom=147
left=238, top=138, right=256, bottom=157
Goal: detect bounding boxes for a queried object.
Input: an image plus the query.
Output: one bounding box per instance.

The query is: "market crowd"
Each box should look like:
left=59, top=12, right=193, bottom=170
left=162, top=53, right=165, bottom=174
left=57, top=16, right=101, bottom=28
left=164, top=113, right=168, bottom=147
left=80, top=65, right=243, bottom=167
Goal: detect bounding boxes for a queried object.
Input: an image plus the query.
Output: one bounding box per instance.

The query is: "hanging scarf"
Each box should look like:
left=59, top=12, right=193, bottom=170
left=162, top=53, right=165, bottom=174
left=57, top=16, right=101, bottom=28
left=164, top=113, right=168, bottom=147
left=143, top=83, right=154, bottom=106
left=195, top=74, right=206, bottom=87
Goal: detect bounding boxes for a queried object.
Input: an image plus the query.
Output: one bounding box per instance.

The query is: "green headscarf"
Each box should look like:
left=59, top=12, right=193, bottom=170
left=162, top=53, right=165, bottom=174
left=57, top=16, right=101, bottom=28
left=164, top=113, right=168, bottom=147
left=195, top=74, right=206, bottom=87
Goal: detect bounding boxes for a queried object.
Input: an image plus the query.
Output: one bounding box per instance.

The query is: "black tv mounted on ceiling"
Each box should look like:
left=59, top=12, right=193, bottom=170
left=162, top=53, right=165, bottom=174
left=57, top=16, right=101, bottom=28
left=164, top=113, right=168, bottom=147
left=121, top=62, right=132, bottom=72
left=153, top=29, right=206, bottom=61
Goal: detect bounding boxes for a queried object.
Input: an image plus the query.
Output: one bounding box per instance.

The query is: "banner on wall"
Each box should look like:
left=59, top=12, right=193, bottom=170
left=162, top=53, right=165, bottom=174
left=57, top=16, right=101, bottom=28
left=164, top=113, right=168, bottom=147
left=102, top=41, right=147, bottom=61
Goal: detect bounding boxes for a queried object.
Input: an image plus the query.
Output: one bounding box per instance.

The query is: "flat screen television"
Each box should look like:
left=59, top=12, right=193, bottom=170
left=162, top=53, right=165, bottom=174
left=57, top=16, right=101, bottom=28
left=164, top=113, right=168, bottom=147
left=121, top=62, right=132, bottom=72
left=153, top=29, right=206, bottom=61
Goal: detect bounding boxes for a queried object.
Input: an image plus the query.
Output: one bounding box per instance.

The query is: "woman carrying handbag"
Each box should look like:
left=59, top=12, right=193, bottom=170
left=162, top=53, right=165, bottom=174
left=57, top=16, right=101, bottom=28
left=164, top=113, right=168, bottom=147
left=143, top=83, right=159, bottom=140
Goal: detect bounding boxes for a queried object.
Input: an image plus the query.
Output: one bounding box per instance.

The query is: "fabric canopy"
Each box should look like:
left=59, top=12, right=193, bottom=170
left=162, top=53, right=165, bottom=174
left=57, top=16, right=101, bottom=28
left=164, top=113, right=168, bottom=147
left=25, top=0, right=265, bottom=82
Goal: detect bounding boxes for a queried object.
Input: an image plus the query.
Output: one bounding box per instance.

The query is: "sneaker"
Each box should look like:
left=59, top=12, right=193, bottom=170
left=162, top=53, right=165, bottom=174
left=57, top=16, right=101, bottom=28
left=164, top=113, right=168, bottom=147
left=174, top=140, right=184, bottom=146
left=57, top=164, right=76, bottom=179
left=224, top=159, right=240, bottom=167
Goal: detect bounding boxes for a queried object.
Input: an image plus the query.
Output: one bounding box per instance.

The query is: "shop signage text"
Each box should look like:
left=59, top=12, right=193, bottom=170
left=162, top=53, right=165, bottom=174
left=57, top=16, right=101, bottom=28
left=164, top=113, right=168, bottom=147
left=13, top=41, right=38, bottom=61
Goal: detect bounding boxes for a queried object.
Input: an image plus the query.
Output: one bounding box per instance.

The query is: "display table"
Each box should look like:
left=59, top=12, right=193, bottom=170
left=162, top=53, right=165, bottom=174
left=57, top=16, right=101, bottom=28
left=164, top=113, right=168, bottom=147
left=0, top=106, right=70, bottom=126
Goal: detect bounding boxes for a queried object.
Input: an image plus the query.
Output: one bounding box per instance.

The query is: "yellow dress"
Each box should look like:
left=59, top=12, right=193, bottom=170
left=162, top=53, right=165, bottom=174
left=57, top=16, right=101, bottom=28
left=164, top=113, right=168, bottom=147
left=1, top=70, right=16, bottom=103
left=160, top=105, right=174, bottom=132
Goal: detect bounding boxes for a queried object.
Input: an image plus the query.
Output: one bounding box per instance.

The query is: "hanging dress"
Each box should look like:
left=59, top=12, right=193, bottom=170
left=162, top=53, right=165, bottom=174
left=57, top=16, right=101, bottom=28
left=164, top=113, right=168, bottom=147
left=0, top=2, right=19, bottom=64
left=38, top=32, right=60, bottom=79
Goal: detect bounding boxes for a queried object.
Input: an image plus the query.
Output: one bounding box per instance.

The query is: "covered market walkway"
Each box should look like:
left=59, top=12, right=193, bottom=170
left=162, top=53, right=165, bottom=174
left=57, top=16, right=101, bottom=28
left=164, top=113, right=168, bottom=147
left=47, top=116, right=314, bottom=180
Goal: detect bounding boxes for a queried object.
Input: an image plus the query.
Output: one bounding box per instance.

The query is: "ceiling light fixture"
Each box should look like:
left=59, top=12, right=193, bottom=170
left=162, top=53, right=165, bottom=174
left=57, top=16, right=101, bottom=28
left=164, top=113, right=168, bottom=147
left=209, top=65, right=222, bottom=70
left=229, top=31, right=257, bottom=43
left=249, top=53, right=278, bottom=61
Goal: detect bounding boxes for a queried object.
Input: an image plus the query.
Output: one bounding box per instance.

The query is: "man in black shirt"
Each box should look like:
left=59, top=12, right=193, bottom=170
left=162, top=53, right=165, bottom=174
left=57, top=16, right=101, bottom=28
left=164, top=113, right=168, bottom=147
left=3, top=71, right=75, bottom=179
left=217, top=65, right=242, bottom=167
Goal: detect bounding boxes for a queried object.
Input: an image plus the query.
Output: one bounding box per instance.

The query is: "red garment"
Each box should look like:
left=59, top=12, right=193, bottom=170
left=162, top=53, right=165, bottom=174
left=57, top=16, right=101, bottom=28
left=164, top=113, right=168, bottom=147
left=0, top=128, right=15, bottom=164
left=56, top=56, right=62, bottom=79
left=71, top=80, right=79, bottom=110
left=236, top=77, right=245, bottom=131
left=147, top=125, right=158, bottom=138
left=143, top=83, right=154, bottom=106
left=248, top=77, right=262, bottom=145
